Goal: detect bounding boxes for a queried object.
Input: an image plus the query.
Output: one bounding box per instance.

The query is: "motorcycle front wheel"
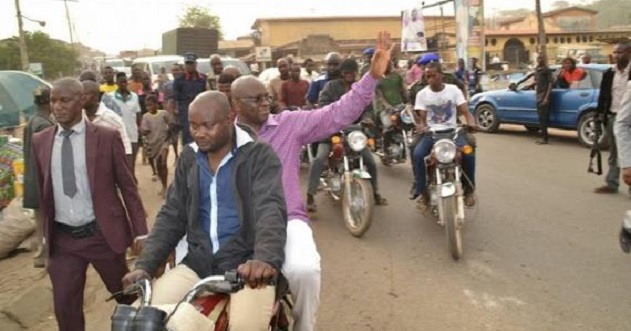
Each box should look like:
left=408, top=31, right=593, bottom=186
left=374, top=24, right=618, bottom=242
left=342, top=178, right=375, bottom=237
left=441, top=195, right=463, bottom=260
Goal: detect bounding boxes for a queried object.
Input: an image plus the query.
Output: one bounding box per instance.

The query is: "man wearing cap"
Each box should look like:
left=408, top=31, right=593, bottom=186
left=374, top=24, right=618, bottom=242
left=173, top=52, right=207, bottom=144
left=360, top=47, right=374, bottom=77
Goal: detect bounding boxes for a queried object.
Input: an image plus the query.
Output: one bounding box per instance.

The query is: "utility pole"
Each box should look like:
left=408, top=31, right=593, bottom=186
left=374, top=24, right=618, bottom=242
left=536, top=0, right=547, bottom=60
left=14, top=0, right=29, bottom=71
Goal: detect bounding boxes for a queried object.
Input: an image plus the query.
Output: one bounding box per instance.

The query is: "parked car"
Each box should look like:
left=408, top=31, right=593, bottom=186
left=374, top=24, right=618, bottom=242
left=133, top=55, right=184, bottom=82
left=105, top=58, right=131, bottom=77
left=185, top=57, right=252, bottom=77
left=469, top=64, right=610, bottom=148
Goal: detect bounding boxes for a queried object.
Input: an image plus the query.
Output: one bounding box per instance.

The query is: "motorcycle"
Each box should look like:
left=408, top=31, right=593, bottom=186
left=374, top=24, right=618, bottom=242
left=373, top=104, right=416, bottom=166
left=320, top=125, right=375, bottom=237
left=110, top=271, right=291, bottom=331
left=422, top=123, right=474, bottom=260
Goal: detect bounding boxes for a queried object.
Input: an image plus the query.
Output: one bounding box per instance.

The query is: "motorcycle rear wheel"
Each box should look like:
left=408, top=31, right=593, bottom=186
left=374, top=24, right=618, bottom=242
left=342, top=178, right=375, bottom=237
left=441, top=195, right=463, bottom=260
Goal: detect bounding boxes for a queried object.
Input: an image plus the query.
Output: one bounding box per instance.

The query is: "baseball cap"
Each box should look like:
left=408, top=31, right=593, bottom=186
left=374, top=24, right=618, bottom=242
left=417, top=53, right=440, bottom=65
left=184, top=52, right=198, bottom=63
left=363, top=47, right=375, bottom=56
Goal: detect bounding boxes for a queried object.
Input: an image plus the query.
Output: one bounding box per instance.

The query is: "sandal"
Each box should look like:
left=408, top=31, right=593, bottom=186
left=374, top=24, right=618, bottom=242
left=374, top=194, right=389, bottom=206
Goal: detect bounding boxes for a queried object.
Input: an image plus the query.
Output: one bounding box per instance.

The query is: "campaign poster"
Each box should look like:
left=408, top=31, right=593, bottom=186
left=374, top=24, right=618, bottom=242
left=401, top=8, right=428, bottom=52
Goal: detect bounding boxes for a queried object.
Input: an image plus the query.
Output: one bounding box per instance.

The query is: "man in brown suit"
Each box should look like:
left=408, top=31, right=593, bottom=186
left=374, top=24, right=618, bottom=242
left=31, top=78, right=148, bottom=331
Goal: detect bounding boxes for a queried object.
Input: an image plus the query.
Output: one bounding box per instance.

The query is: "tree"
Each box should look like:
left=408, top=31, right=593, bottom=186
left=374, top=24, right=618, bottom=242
left=0, top=31, right=78, bottom=79
left=178, top=5, right=223, bottom=39
left=587, top=0, right=631, bottom=28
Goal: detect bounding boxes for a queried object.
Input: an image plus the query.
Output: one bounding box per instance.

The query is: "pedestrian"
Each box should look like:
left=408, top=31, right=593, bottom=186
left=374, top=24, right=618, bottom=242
left=123, top=91, right=286, bottom=331
left=30, top=78, right=147, bottom=331
left=581, top=53, right=592, bottom=65
left=468, top=57, right=482, bottom=96
left=22, top=87, right=55, bottom=268
left=534, top=54, right=553, bottom=145
left=100, top=66, right=117, bottom=93
left=164, top=98, right=180, bottom=161
left=598, top=42, right=631, bottom=194
left=281, top=63, right=310, bottom=109
left=82, top=80, right=132, bottom=156
left=162, top=63, right=182, bottom=102
left=128, top=65, right=144, bottom=94
left=558, top=57, right=586, bottom=88
left=156, top=66, right=169, bottom=92
left=140, top=94, right=170, bottom=198
left=173, top=52, right=207, bottom=145
left=107, top=72, right=142, bottom=178
left=207, top=54, right=224, bottom=91
left=302, top=58, right=319, bottom=82
left=217, top=72, right=238, bottom=106
left=227, top=32, right=393, bottom=331
left=269, top=58, right=291, bottom=112
left=306, top=52, right=342, bottom=106
left=455, top=58, right=468, bottom=85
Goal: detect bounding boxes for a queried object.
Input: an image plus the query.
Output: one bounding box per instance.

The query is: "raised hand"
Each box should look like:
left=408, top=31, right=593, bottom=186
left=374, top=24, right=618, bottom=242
left=369, top=31, right=396, bottom=80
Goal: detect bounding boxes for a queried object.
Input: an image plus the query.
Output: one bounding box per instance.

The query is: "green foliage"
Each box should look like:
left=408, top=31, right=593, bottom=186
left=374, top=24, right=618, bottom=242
left=0, top=31, right=78, bottom=79
left=178, top=4, right=223, bottom=39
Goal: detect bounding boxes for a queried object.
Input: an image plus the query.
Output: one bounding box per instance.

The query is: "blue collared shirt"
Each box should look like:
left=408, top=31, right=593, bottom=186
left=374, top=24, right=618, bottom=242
left=192, top=125, right=254, bottom=253
left=306, top=73, right=330, bottom=104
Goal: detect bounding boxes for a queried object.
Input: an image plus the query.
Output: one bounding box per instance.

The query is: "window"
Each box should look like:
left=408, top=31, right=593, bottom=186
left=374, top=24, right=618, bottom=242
left=590, top=70, right=603, bottom=87
left=491, top=39, right=497, bottom=46
left=576, top=71, right=592, bottom=90
left=576, top=36, right=581, bottom=43
left=530, top=38, right=536, bottom=45
left=582, top=36, right=587, bottom=42
left=554, top=37, right=559, bottom=43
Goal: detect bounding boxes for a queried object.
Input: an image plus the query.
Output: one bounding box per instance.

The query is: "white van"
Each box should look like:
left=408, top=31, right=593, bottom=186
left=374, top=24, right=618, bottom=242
left=132, top=55, right=183, bottom=82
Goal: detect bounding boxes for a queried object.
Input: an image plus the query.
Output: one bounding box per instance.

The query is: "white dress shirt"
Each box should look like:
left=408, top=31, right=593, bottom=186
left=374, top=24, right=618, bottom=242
left=85, top=104, right=133, bottom=154
left=51, top=120, right=95, bottom=226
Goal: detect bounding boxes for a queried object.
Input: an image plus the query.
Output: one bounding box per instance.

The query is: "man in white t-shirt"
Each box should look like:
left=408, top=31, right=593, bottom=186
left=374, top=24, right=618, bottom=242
left=107, top=72, right=141, bottom=179
left=412, top=62, right=478, bottom=207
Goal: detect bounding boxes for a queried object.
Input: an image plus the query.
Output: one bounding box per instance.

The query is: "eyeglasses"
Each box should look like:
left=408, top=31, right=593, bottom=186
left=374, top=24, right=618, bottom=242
left=239, top=93, right=271, bottom=104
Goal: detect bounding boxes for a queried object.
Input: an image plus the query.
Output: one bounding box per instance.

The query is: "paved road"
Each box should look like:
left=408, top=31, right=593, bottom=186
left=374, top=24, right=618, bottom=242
left=312, top=125, right=631, bottom=331
left=21, top=125, right=631, bottom=330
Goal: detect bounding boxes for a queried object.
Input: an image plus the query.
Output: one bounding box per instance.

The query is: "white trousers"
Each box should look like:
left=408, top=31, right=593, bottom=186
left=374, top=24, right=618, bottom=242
left=172, top=220, right=321, bottom=331
left=282, top=220, right=321, bottom=331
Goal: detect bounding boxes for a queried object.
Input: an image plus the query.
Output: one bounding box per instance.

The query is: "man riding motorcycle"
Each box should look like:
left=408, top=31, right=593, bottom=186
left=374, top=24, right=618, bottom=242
left=122, top=91, right=287, bottom=331
left=306, top=59, right=388, bottom=211
left=412, top=62, right=478, bottom=208
left=408, top=53, right=472, bottom=197
left=373, top=61, right=408, bottom=160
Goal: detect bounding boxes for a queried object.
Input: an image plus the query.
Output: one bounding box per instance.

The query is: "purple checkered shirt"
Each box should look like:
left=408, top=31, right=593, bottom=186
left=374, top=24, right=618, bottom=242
left=255, top=74, right=378, bottom=223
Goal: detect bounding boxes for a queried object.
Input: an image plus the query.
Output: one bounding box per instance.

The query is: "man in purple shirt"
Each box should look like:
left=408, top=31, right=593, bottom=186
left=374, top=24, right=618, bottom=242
left=231, top=32, right=394, bottom=331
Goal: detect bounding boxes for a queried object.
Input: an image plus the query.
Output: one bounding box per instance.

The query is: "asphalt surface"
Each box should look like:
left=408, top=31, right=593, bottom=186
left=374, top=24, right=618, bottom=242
left=18, top=124, right=631, bottom=330
left=311, top=125, right=631, bottom=331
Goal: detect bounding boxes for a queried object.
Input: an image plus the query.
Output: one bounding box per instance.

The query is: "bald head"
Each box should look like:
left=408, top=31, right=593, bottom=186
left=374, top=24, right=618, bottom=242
left=51, top=78, right=85, bottom=129
left=223, top=65, right=242, bottom=79
left=53, top=78, right=84, bottom=94
left=188, top=91, right=234, bottom=153
left=231, top=76, right=265, bottom=99
left=82, top=80, right=100, bottom=94
left=79, top=70, right=98, bottom=82
left=190, top=91, right=231, bottom=118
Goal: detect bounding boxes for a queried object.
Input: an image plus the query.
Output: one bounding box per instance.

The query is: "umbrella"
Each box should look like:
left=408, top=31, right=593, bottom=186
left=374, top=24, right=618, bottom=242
left=0, top=71, right=50, bottom=129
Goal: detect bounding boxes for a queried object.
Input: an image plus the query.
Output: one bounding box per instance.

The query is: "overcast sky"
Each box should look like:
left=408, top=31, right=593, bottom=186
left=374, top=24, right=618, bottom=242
left=2, top=0, right=588, bottom=54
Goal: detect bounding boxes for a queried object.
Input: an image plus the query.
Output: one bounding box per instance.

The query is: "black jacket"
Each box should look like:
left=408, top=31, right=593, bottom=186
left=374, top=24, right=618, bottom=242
left=135, top=126, right=287, bottom=278
left=597, top=67, right=631, bottom=116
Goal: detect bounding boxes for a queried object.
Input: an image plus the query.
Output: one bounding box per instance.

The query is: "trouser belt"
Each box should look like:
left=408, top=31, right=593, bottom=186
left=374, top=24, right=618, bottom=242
left=56, top=221, right=98, bottom=239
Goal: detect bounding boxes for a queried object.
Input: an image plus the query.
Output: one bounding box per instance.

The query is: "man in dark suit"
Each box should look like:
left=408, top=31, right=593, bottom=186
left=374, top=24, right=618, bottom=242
left=594, top=42, right=631, bottom=194
left=31, top=78, right=148, bottom=331
left=173, top=52, right=207, bottom=145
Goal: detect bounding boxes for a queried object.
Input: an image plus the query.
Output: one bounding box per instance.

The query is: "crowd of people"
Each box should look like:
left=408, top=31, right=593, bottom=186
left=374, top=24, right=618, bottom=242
left=18, top=29, right=631, bottom=330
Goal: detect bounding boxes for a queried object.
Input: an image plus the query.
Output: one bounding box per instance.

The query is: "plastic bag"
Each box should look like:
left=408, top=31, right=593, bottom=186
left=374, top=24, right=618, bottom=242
left=0, top=198, right=36, bottom=259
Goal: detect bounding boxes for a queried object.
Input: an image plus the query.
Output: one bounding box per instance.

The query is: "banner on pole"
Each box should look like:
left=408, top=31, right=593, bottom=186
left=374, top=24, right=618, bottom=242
left=401, top=8, right=428, bottom=52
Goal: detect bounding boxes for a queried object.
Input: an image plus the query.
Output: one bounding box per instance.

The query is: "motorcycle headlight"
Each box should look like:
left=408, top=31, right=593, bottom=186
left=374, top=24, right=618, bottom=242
left=433, top=139, right=457, bottom=163
left=347, top=131, right=367, bottom=152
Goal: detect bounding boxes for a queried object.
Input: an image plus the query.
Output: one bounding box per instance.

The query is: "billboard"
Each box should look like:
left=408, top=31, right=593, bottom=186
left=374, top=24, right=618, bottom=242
left=401, top=7, right=428, bottom=52
left=455, top=0, right=485, bottom=65
left=255, top=47, right=272, bottom=62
